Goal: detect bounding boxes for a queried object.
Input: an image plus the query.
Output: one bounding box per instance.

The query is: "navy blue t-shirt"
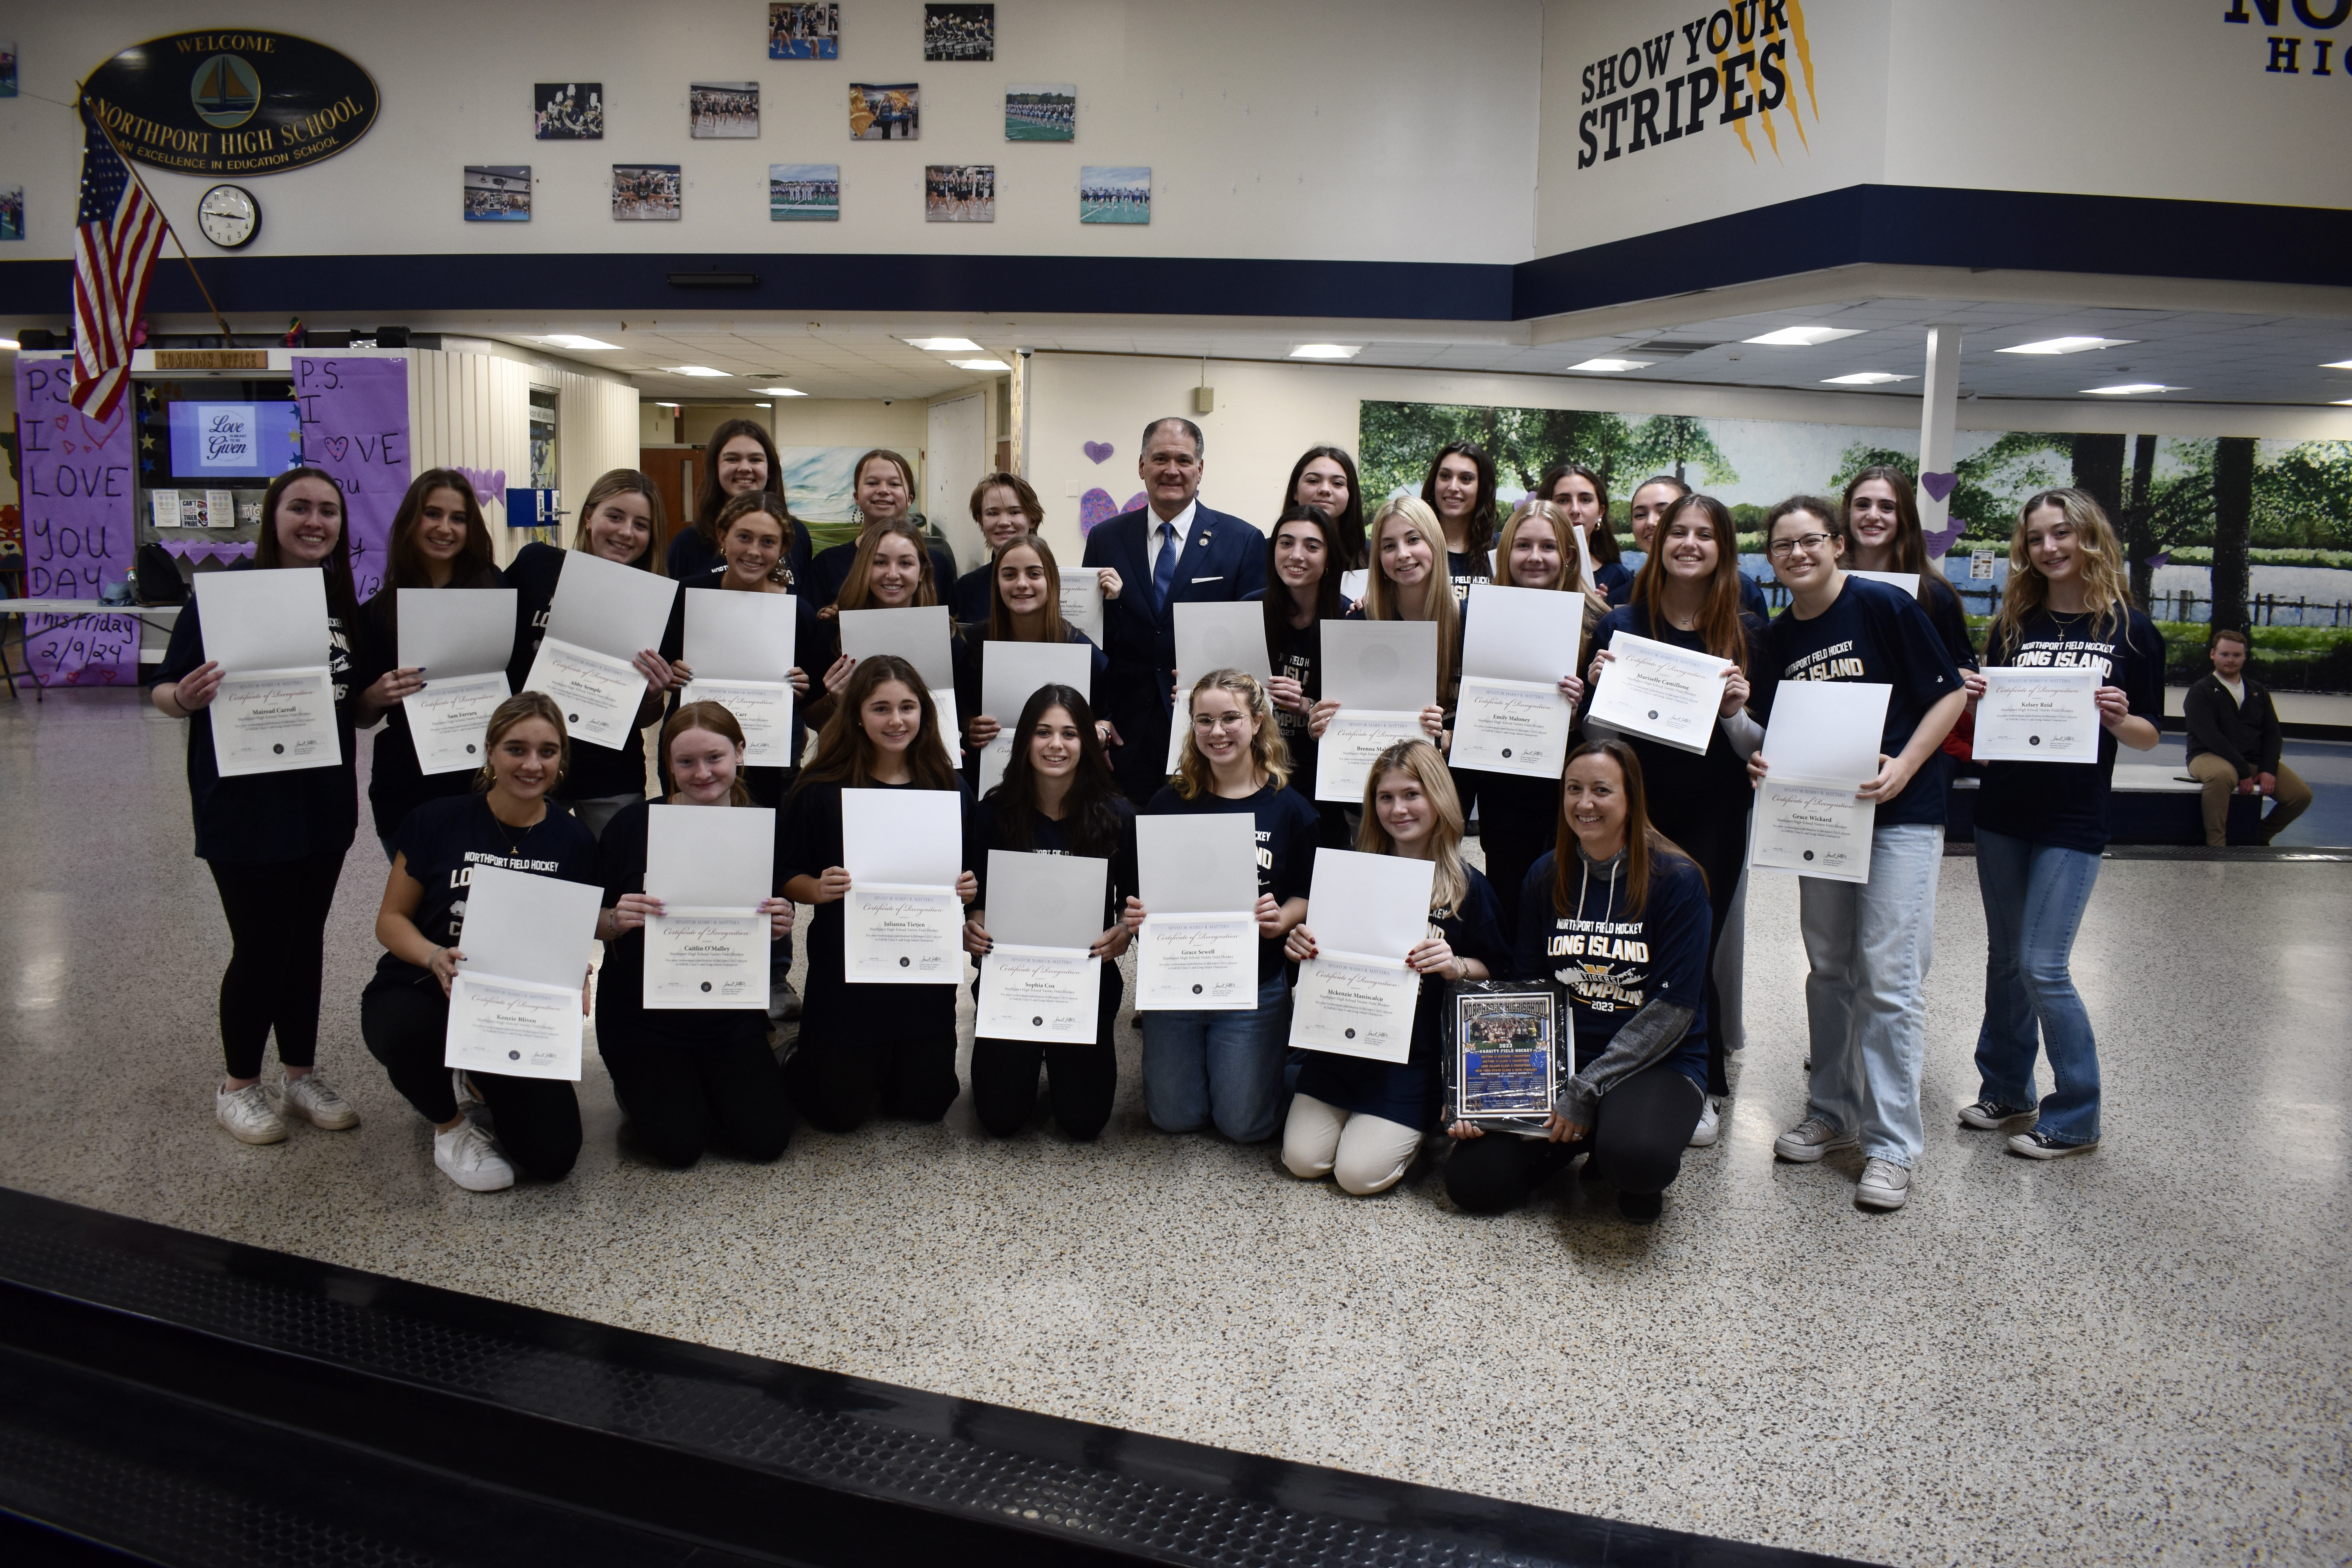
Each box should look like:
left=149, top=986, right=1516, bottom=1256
left=592, top=797, right=786, bottom=1049
left=1511, top=848, right=1710, bottom=1090
left=1295, top=863, right=1506, bottom=1129
left=1446, top=548, right=1492, bottom=606
left=368, top=791, right=599, bottom=993
left=1973, top=608, right=2165, bottom=855
left=1142, top=781, right=1320, bottom=984
left=1753, top=575, right=1964, bottom=829
left=812, top=537, right=960, bottom=610
left=1610, top=568, right=1769, bottom=619
left=951, top=564, right=994, bottom=625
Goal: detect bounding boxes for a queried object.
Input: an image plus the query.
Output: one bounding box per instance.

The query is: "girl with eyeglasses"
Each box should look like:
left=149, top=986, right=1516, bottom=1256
left=1747, top=496, right=1966, bottom=1212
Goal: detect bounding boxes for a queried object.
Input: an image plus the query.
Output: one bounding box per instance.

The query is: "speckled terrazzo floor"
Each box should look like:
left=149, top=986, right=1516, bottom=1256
left=3, top=690, right=2347, bottom=1568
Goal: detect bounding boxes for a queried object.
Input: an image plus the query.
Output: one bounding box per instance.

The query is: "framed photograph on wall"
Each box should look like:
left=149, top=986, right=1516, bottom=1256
left=926, top=164, right=994, bottom=223
left=1080, top=167, right=1149, bottom=225
left=612, top=164, right=681, bottom=220
left=0, top=41, right=17, bottom=98
left=769, top=4, right=839, bottom=60
left=849, top=83, right=918, bottom=140
left=770, top=164, right=840, bottom=221
left=690, top=82, right=759, bottom=138
left=924, top=5, right=994, bottom=62
left=534, top=83, right=604, bottom=140
left=463, top=166, right=531, bottom=222
left=0, top=187, right=21, bottom=240
left=1005, top=84, right=1073, bottom=142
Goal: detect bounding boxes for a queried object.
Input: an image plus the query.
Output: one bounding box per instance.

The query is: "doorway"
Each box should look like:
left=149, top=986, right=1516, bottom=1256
left=926, top=393, right=985, bottom=572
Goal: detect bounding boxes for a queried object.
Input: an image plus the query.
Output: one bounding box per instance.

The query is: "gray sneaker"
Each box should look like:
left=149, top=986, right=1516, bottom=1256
left=1855, top=1156, right=1912, bottom=1210
left=216, top=1082, right=287, bottom=1145
left=433, top=1120, right=516, bottom=1192
left=278, top=1072, right=359, bottom=1130
left=1773, top=1114, right=1856, bottom=1163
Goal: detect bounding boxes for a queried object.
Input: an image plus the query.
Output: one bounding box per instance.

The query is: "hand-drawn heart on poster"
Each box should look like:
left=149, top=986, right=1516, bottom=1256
left=13, top=358, right=139, bottom=683
left=293, top=356, right=410, bottom=602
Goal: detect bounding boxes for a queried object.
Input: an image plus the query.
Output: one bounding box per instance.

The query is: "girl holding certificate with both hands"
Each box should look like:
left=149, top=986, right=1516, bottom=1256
left=1310, top=498, right=1455, bottom=751
left=1447, top=739, right=1713, bottom=1225
left=780, top=655, right=977, bottom=1132
left=153, top=466, right=365, bottom=1148
left=807, top=519, right=971, bottom=728
left=1585, top=493, right=1766, bottom=1125
left=956, top=531, right=1112, bottom=755
left=679, top=491, right=818, bottom=807
left=1261, top=503, right=1351, bottom=848
left=963, top=686, right=1137, bottom=1140
left=362, top=693, right=599, bottom=1192
left=1282, top=742, right=1504, bottom=1195
left=595, top=703, right=796, bottom=1169
left=1956, top=489, right=2161, bottom=1161
left=1125, top=670, right=1319, bottom=1144
left=506, top=470, right=688, bottom=836
left=1747, top=496, right=1965, bottom=1212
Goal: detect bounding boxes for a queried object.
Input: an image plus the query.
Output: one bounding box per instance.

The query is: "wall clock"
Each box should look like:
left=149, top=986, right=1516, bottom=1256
left=196, top=184, right=261, bottom=249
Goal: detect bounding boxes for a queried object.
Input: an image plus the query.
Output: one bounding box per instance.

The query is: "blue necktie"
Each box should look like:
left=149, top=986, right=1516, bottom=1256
left=1151, top=519, right=1179, bottom=611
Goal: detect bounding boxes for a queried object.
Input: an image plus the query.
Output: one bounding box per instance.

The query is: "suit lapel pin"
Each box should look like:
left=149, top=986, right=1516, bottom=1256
left=1197, top=535, right=1210, bottom=547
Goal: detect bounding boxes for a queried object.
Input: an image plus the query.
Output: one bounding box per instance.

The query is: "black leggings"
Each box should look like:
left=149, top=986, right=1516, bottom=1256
left=359, top=980, right=583, bottom=1181
left=207, top=851, right=347, bottom=1079
left=784, top=1028, right=959, bottom=1133
left=1646, top=794, right=1749, bottom=1095
left=1444, top=1065, right=1704, bottom=1210
left=601, top=1020, right=792, bottom=1168
left=969, top=968, right=1122, bottom=1140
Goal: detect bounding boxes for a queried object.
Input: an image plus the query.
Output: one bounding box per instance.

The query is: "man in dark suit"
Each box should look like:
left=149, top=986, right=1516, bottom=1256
left=1082, top=417, right=1267, bottom=802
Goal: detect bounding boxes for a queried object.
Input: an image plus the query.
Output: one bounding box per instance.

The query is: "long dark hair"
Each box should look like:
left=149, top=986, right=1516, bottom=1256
left=991, top=684, right=1125, bottom=857
left=1421, top=441, right=1498, bottom=559
left=1262, top=503, right=1345, bottom=649
left=793, top=653, right=960, bottom=792
left=1550, top=737, right=1692, bottom=920
left=385, top=468, right=500, bottom=595
left=694, top=419, right=793, bottom=549
left=1840, top=464, right=1963, bottom=621
left=1282, top=446, right=1367, bottom=569
left=1537, top=462, right=1622, bottom=566
left=256, top=466, right=360, bottom=621
left=983, top=532, right=1071, bottom=644
left=1629, top=494, right=1749, bottom=675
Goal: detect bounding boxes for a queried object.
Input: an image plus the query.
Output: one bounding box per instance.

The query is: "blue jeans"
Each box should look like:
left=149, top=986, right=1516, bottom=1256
left=1797, top=823, right=1942, bottom=1168
left=1142, top=972, right=1290, bottom=1142
left=1971, top=827, right=2102, bottom=1144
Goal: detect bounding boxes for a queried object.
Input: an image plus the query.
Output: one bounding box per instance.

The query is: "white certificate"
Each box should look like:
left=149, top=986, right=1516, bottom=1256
left=1759, top=680, right=1891, bottom=786
left=836, top=604, right=955, bottom=691
left=844, top=883, right=963, bottom=983
left=1164, top=602, right=1275, bottom=773
left=193, top=568, right=331, bottom=672
left=1750, top=777, right=1875, bottom=884
left=685, top=587, right=796, bottom=683
left=1135, top=813, right=1261, bottom=1011
left=545, top=549, right=680, bottom=664
left=644, top=910, right=768, bottom=1009
left=523, top=636, right=647, bottom=750
left=980, top=639, right=1093, bottom=794
left=1058, top=575, right=1103, bottom=645
left=446, top=972, right=584, bottom=1082
left=1585, top=632, right=1728, bottom=755
left=1289, top=953, right=1420, bottom=1063
left=398, top=588, right=519, bottom=677
left=1302, top=846, right=1435, bottom=960
left=404, top=671, right=510, bottom=774
left=1314, top=709, right=1428, bottom=803
left=1451, top=676, right=1570, bottom=778
left=682, top=677, right=794, bottom=764
left=1850, top=569, right=1920, bottom=598
left=1323, top=619, right=1438, bottom=712
left=1287, top=848, right=1434, bottom=1063
left=210, top=666, right=341, bottom=777
left=1464, top=583, right=1582, bottom=686
left=976, top=945, right=1102, bottom=1043
left=1974, top=667, right=2100, bottom=764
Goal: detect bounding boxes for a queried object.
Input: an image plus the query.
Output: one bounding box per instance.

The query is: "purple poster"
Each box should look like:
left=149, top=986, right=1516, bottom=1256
left=14, top=357, right=140, bottom=684
left=293, top=355, right=410, bottom=602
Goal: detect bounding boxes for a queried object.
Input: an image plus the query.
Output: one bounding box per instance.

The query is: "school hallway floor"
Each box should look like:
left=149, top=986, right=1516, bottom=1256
left=2, top=688, right=2346, bottom=1568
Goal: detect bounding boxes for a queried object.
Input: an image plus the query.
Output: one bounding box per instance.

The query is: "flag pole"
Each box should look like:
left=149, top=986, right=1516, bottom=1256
left=77, top=87, right=237, bottom=344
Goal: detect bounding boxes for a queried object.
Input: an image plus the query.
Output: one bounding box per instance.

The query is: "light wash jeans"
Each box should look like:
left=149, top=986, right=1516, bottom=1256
left=1970, top=826, right=2103, bottom=1145
left=1797, top=823, right=1943, bottom=1168
left=1142, top=972, right=1290, bottom=1143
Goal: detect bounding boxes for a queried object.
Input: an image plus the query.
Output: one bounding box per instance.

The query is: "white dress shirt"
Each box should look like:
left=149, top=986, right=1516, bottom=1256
left=1144, top=499, right=1199, bottom=581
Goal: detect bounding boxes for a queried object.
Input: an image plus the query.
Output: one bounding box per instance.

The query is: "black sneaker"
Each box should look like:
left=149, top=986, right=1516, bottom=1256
left=1617, top=1190, right=1662, bottom=1224
left=1959, top=1098, right=2038, bottom=1131
left=2008, top=1129, right=2098, bottom=1160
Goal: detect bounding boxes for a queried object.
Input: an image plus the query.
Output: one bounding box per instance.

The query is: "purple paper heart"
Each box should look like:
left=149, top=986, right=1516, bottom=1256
left=1920, top=470, right=1959, bottom=503
left=1924, top=520, right=1966, bottom=557
left=1082, top=440, right=1114, bottom=464
left=1123, top=492, right=1147, bottom=516
left=1078, top=488, right=1117, bottom=534
left=2143, top=551, right=2171, bottom=570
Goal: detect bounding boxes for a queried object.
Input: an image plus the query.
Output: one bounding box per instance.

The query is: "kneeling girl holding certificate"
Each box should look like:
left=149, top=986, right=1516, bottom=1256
left=1281, top=741, right=1504, bottom=1196
left=1444, top=738, right=1715, bottom=1226
left=779, top=655, right=977, bottom=1132
left=963, top=685, right=1136, bottom=1141
left=594, top=702, right=796, bottom=1169
left=361, top=693, right=602, bottom=1192
left=1123, top=670, right=1320, bottom=1145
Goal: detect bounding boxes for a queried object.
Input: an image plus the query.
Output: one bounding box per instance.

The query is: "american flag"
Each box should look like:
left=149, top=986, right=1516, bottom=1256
left=71, top=98, right=167, bottom=421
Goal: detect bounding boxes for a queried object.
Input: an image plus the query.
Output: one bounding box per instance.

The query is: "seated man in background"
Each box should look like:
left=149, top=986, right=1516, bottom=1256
left=2183, top=626, right=2311, bottom=847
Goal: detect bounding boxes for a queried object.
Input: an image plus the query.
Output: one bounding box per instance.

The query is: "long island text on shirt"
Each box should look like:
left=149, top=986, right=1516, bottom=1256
left=1783, top=639, right=1866, bottom=681
left=2004, top=633, right=2118, bottom=680
left=1544, top=916, right=1651, bottom=1014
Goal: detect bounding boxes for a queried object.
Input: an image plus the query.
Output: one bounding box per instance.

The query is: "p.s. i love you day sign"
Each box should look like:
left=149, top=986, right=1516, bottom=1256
left=13, top=358, right=139, bottom=684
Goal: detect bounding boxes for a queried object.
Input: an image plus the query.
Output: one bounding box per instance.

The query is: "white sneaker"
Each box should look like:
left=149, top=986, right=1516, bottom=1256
left=1855, top=1156, right=1912, bottom=1210
left=433, top=1120, right=515, bottom=1192
left=278, top=1073, right=359, bottom=1130
left=1688, top=1099, right=1721, bottom=1148
left=216, top=1082, right=287, bottom=1145
left=1773, top=1114, right=1857, bottom=1163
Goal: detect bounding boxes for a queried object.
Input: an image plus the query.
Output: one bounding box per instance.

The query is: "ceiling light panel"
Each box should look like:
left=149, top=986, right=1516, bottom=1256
left=1742, top=326, right=1866, bottom=347
left=1999, top=336, right=2134, bottom=355
left=948, top=358, right=1013, bottom=371
left=1568, top=358, right=1653, bottom=373
left=664, top=366, right=731, bottom=377
left=750, top=386, right=808, bottom=396
left=1822, top=372, right=1914, bottom=385
left=2325, top=359, right=2352, bottom=370
left=1288, top=344, right=1362, bottom=359
left=2082, top=383, right=2180, bottom=395
left=539, top=334, right=621, bottom=351
left=904, top=337, right=982, bottom=352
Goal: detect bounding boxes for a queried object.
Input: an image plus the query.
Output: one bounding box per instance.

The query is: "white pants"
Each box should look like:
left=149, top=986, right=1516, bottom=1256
left=1281, top=1093, right=1423, bottom=1195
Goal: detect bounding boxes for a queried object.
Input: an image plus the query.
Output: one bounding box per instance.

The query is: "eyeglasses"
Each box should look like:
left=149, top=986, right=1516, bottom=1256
left=1192, top=713, right=1250, bottom=731
left=1766, top=532, right=1835, bottom=559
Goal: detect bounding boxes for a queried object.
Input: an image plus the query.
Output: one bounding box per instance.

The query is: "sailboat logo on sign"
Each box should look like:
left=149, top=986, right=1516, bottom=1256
left=191, top=54, right=261, bottom=129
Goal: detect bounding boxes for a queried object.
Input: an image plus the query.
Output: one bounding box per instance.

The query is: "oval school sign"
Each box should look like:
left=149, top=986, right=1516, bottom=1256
left=83, top=31, right=378, bottom=176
